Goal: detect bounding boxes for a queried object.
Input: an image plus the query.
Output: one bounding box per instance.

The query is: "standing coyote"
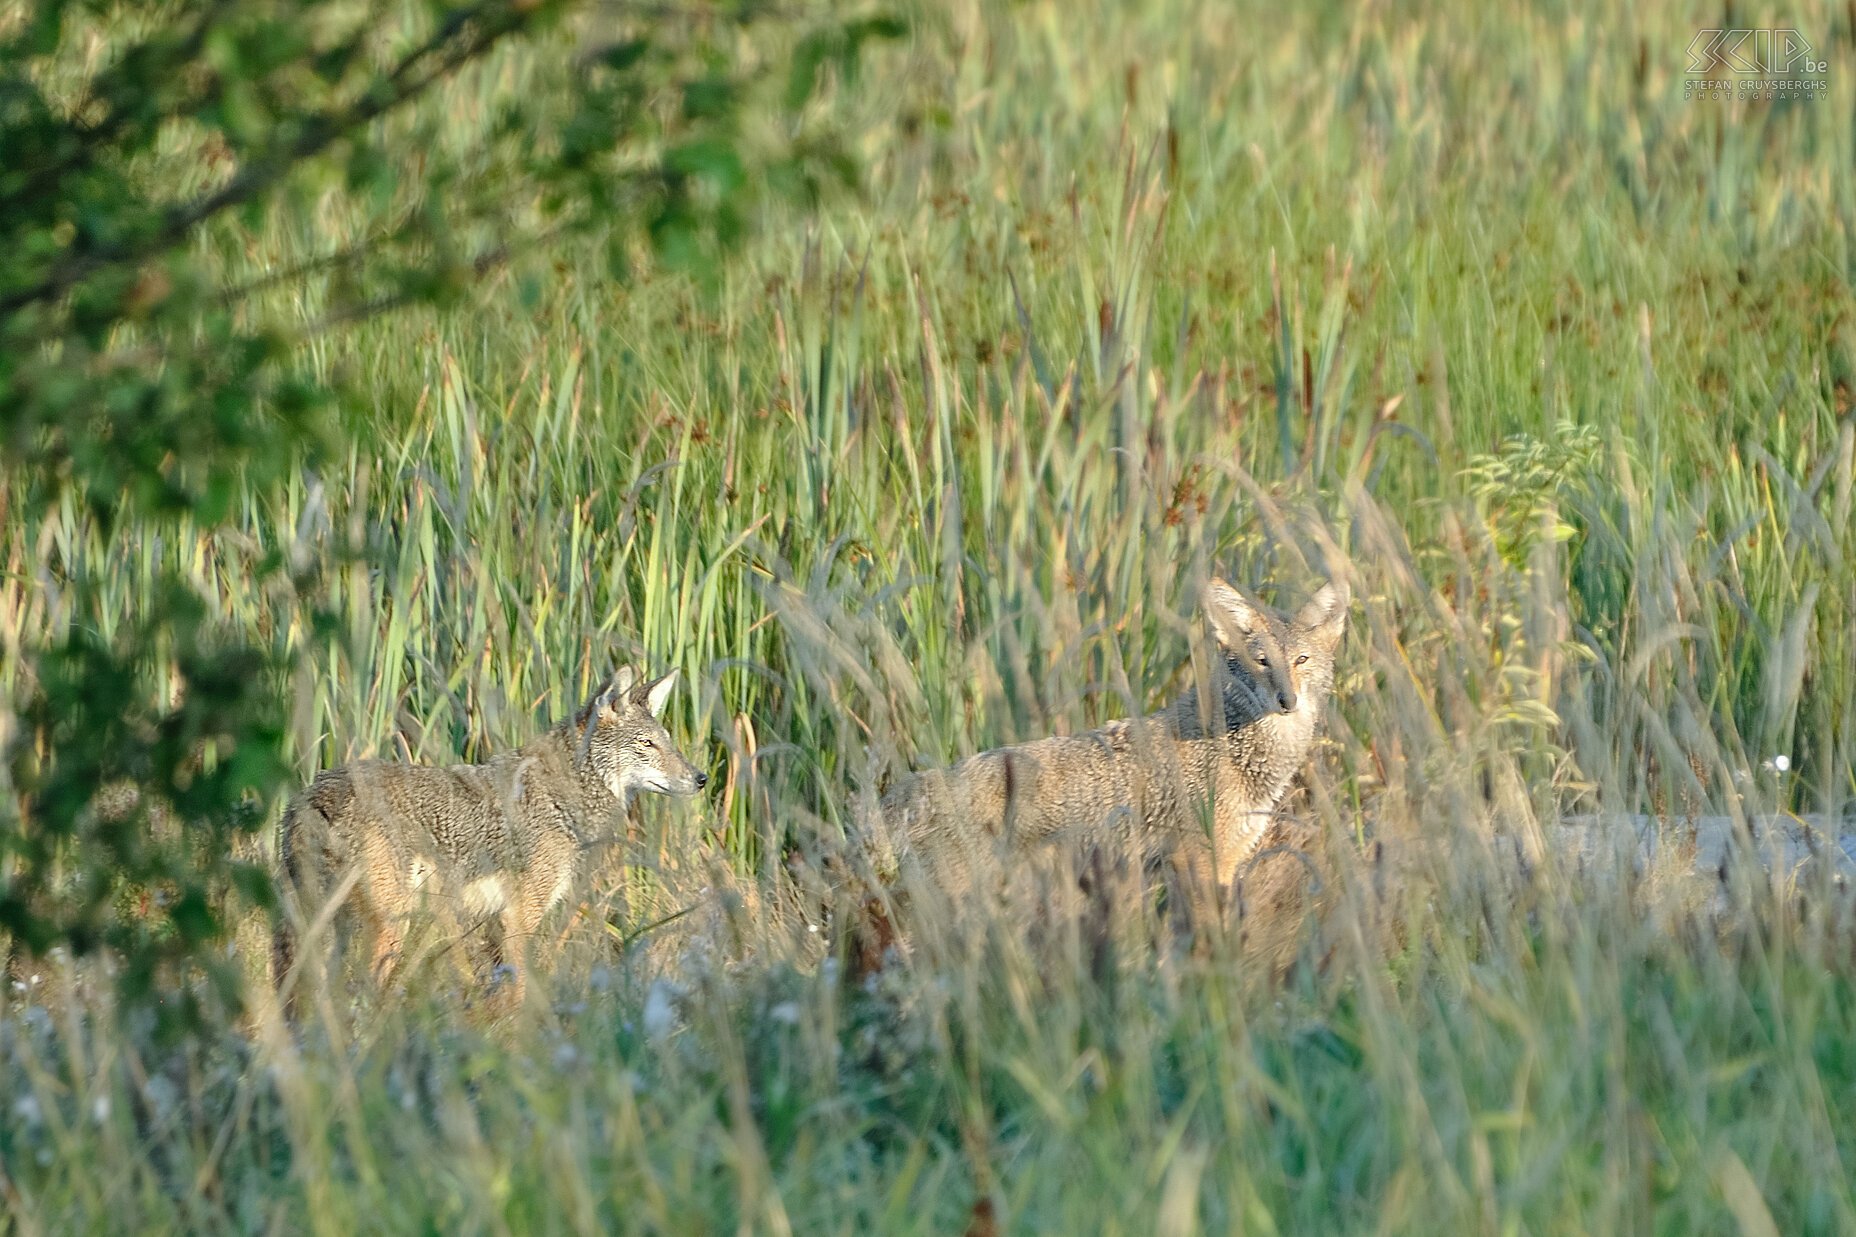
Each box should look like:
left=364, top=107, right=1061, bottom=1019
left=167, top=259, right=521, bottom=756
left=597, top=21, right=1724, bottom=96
left=878, top=578, right=1348, bottom=915
left=272, top=667, right=706, bottom=1011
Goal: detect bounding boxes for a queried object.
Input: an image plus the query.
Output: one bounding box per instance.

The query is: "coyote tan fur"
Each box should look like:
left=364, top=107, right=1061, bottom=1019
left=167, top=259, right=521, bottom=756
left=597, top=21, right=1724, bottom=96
left=272, top=667, right=705, bottom=1011
left=880, top=578, right=1348, bottom=911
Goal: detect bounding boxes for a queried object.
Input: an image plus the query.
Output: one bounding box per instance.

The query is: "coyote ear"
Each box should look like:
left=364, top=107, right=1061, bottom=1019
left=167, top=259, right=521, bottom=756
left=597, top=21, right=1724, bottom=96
left=639, top=667, right=678, bottom=719
left=1202, top=578, right=1261, bottom=650
left=1295, top=580, right=1350, bottom=650
left=596, top=666, right=639, bottom=716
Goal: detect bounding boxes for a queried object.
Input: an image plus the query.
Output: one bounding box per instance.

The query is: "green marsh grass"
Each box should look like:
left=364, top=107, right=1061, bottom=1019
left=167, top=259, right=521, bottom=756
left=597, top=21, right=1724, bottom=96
left=4, top=0, right=1856, bottom=1232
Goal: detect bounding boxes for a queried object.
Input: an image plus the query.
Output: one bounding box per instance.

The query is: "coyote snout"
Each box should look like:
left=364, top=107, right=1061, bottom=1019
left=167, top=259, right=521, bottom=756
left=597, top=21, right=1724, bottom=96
left=272, top=666, right=706, bottom=1015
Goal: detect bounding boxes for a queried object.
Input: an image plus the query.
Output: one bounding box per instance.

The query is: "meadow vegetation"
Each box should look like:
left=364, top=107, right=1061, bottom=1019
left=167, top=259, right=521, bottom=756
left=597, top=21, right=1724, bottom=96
left=4, top=0, right=1855, bottom=1232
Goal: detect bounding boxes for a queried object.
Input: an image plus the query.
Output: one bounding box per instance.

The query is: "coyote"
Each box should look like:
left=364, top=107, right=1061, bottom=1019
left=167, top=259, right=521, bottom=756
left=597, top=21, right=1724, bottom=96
left=272, top=667, right=706, bottom=1012
left=878, top=578, right=1348, bottom=916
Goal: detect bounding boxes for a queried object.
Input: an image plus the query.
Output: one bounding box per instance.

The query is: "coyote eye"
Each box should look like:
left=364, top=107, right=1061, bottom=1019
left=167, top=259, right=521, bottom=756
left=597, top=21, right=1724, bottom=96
left=1255, top=655, right=1269, bottom=668
left=1295, top=654, right=1309, bottom=666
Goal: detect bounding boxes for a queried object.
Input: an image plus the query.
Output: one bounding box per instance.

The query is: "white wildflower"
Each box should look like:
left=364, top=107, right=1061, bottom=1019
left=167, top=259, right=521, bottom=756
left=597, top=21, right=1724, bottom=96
left=642, top=978, right=680, bottom=1041
left=142, top=1074, right=178, bottom=1122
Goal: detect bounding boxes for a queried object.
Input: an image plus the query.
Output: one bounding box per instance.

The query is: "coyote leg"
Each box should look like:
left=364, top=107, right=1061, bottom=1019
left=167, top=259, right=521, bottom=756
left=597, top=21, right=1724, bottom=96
left=487, top=904, right=536, bottom=1014
left=366, top=905, right=406, bottom=990
left=1166, top=839, right=1228, bottom=949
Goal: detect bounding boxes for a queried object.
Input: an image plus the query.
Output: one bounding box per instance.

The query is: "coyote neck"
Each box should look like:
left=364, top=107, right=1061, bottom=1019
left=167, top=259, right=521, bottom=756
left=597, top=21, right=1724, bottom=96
left=1163, top=679, right=1316, bottom=802
left=512, top=725, right=628, bottom=837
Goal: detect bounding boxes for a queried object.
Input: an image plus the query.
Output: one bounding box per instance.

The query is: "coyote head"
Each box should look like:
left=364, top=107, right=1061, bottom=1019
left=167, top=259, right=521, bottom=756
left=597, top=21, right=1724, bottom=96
left=575, top=667, right=708, bottom=803
left=1202, top=577, right=1349, bottom=721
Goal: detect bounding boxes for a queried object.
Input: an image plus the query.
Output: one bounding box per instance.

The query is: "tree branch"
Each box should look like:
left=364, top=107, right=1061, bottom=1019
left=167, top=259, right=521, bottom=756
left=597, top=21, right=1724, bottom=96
left=0, top=0, right=530, bottom=319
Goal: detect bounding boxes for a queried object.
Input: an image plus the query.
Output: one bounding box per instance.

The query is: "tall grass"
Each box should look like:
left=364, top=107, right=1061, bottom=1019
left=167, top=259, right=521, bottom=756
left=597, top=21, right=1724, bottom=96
left=4, top=0, right=1856, bottom=1232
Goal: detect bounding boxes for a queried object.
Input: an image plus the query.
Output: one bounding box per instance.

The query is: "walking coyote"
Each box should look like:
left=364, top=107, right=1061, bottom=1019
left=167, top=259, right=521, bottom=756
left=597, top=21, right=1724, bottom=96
left=878, top=577, right=1348, bottom=914
left=272, top=667, right=706, bottom=1011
